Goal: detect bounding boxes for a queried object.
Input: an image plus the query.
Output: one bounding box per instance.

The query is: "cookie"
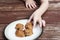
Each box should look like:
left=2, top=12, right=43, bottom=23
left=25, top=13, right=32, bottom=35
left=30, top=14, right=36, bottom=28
left=15, top=23, right=24, bottom=30
left=25, top=22, right=33, bottom=30
left=15, top=30, right=25, bottom=37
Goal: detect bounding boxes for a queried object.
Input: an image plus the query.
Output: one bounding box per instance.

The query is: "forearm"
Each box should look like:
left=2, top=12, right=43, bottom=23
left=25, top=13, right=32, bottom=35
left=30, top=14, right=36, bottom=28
left=35, top=0, right=49, bottom=16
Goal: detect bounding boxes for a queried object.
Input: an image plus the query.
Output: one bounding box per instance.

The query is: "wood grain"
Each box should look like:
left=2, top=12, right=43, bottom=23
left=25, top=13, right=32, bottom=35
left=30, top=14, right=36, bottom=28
left=38, top=23, right=60, bottom=40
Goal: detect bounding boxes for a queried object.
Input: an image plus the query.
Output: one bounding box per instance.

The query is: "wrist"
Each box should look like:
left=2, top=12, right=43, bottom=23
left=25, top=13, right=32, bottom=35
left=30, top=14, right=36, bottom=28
left=35, top=9, right=43, bottom=16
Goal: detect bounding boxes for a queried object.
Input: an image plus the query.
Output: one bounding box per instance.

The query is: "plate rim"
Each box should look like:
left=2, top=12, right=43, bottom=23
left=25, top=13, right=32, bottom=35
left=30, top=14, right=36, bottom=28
left=4, top=19, right=42, bottom=40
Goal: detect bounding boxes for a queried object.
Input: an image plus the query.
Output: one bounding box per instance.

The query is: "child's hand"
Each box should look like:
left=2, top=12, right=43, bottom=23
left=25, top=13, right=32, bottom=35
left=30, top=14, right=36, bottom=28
left=25, top=0, right=37, bottom=9
left=27, top=0, right=49, bottom=27
left=27, top=11, right=46, bottom=27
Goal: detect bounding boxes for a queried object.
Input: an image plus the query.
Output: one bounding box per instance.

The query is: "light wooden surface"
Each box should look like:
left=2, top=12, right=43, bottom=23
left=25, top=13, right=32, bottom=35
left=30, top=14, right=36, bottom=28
left=0, top=0, right=60, bottom=40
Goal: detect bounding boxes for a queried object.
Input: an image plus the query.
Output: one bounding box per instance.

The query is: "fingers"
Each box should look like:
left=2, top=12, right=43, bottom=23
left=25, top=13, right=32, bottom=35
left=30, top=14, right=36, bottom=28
left=33, top=2, right=37, bottom=8
left=26, top=3, right=32, bottom=9
left=26, top=2, right=37, bottom=9
left=42, top=20, right=46, bottom=27
left=31, top=3, right=37, bottom=8
left=27, top=14, right=33, bottom=23
left=39, top=20, right=42, bottom=27
left=29, top=4, right=32, bottom=9
left=31, top=4, right=35, bottom=8
left=26, top=3, right=29, bottom=8
left=39, top=19, right=46, bottom=27
left=26, top=4, right=36, bottom=9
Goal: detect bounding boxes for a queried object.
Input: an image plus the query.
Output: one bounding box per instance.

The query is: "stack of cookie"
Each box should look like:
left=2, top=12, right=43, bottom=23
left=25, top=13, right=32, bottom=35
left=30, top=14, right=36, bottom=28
left=15, top=22, right=33, bottom=37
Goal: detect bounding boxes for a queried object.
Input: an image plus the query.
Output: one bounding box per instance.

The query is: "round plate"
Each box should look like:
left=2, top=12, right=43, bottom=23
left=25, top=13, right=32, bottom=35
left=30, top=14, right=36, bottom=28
left=4, top=19, right=42, bottom=40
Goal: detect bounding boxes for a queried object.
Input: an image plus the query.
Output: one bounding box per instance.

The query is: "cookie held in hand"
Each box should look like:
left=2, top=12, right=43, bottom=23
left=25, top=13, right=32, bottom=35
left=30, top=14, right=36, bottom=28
left=25, top=22, right=33, bottom=36
left=25, top=22, right=33, bottom=30
left=24, top=29, right=33, bottom=36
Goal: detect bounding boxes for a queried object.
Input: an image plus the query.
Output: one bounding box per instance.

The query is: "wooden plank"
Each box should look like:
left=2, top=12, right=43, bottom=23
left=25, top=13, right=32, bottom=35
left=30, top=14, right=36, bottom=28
left=0, top=11, right=33, bottom=24
left=0, top=0, right=60, bottom=3
left=0, top=3, right=36, bottom=11
left=43, top=10, right=60, bottom=24
left=0, top=3, right=60, bottom=11
left=0, top=10, right=60, bottom=24
left=0, top=0, right=22, bottom=3
left=38, top=23, right=60, bottom=40
left=48, top=3, right=60, bottom=11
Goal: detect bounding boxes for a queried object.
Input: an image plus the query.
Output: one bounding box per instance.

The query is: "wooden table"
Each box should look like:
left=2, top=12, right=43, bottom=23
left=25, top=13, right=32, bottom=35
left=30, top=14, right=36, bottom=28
left=0, top=0, right=60, bottom=40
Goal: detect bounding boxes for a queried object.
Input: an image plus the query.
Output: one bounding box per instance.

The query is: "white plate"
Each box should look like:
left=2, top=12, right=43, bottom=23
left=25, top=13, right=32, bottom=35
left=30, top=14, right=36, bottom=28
left=4, top=19, right=42, bottom=40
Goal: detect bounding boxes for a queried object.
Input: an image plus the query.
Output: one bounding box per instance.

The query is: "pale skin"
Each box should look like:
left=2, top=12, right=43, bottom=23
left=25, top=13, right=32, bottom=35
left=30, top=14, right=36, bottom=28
left=25, top=0, right=49, bottom=27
